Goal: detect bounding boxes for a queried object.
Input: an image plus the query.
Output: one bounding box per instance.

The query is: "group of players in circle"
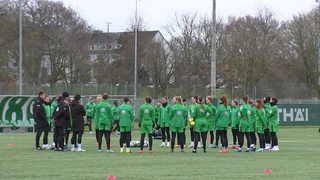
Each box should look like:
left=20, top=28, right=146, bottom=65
left=33, top=90, right=279, bottom=153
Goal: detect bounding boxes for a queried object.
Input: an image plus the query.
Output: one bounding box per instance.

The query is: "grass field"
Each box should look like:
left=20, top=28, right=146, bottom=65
left=1, top=126, right=319, bottom=180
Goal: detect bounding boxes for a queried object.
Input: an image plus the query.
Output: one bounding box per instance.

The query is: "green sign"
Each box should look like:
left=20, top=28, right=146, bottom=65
left=278, top=104, right=320, bottom=126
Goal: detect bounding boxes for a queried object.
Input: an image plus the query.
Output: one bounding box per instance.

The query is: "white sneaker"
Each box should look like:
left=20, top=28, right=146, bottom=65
left=89, top=131, right=93, bottom=135
left=71, top=148, right=76, bottom=152
left=265, top=144, right=271, bottom=150
left=269, top=146, right=279, bottom=152
left=160, top=142, right=165, bottom=147
left=209, top=144, right=214, bottom=148
left=188, top=142, right=194, bottom=148
left=77, top=148, right=86, bottom=152
left=106, top=149, right=114, bottom=153
left=166, top=142, right=170, bottom=147
left=198, top=142, right=203, bottom=148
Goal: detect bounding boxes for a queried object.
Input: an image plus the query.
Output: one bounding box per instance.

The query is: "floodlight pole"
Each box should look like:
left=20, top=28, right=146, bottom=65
left=19, top=0, right=23, bottom=95
left=134, top=0, right=138, bottom=111
left=210, top=0, right=217, bottom=97
left=316, top=0, right=320, bottom=85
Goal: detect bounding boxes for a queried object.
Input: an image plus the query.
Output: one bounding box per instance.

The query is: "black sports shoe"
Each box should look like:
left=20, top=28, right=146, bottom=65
left=203, top=150, right=207, bottom=153
left=192, top=149, right=197, bottom=153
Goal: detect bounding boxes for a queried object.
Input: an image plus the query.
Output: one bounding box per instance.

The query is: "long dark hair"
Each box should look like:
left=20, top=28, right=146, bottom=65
left=220, top=96, right=228, bottom=107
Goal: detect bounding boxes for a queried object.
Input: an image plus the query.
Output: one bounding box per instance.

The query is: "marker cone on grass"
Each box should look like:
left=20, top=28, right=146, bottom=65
left=264, top=168, right=272, bottom=173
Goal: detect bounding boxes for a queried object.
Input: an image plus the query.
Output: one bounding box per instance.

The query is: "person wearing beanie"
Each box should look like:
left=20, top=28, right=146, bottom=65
left=70, top=95, right=86, bottom=152
left=33, top=91, right=46, bottom=150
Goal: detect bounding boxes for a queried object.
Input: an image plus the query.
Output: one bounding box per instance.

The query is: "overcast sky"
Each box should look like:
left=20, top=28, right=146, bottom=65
left=53, top=0, right=318, bottom=33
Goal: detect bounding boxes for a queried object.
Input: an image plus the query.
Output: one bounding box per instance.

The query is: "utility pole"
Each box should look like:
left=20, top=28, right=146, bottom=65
left=211, top=0, right=217, bottom=97
left=316, top=0, right=320, bottom=85
left=19, top=0, right=23, bottom=95
left=106, top=22, right=111, bottom=63
left=134, top=0, right=138, bottom=111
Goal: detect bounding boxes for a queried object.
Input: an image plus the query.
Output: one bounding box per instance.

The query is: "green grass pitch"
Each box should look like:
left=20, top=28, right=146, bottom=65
left=0, top=126, right=319, bottom=180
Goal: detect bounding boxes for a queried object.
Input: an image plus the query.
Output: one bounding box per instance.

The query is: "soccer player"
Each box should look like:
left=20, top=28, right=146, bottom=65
left=192, top=96, right=213, bottom=153
left=70, top=95, right=86, bottom=152
left=33, top=91, right=46, bottom=150
left=42, top=95, right=52, bottom=149
left=263, top=96, right=272, bottom=150
left=112, top=100, right=120, bottom=135
left=237, top=95, right=252, bottom=152
left=138, top=96, right=155, bottom=153
left=93, top=95, right=102, bottom=143
left=206, top=96, right=217, bottom=148
left=230, top=100, right=240, bottom=149
left=255, top=98, right=267, bottom=152
left=96, top=93, right=114, bottom=152
left=214, top=96, right=231, bottom=153
left=187, top=96, right=197, bottom=148
left=119, top=97, right=134, bottom=153
left=85, top=97, right=95, bottom=135
left=52, top=97, right=71, bottom=151
left=269, top=98, right=279, bottom=151
left=158, top=96, right=171, bottom=147
left=249, top=100, right=257, bottom=151
left=169, top=96, right=187, bottom=153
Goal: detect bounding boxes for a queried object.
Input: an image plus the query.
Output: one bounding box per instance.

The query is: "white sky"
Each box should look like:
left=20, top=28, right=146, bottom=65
left=53, top=0, right=318, bottom=33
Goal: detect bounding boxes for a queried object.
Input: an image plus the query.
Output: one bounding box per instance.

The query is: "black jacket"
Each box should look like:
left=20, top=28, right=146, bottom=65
left=32, top=97, right=46, bottom=127
left=71, top=100, right=86, bottom=132
left=52, top=101, right=70, bottom=127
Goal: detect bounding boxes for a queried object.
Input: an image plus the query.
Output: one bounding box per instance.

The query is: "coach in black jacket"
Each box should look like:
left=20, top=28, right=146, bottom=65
left=52, top=97, right=70, bottom=151
left=70, top=95, right=86, bottom=151
left=33, top=91, right=46, bottom=150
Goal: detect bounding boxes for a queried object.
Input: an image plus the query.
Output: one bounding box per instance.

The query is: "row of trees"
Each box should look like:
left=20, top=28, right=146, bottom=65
left=0, top=0, right=320, bottom=98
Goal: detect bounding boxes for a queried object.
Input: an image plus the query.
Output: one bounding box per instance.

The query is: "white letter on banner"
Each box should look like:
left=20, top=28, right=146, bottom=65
left=283, top=108, right=294, bottom=122
left=294, top=108, right=305, bottom=121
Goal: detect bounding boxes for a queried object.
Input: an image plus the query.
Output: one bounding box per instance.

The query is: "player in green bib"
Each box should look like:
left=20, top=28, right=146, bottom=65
left=187, top=96, right=197, bottom=148
left=215, top=96, right=231, bottom=153
left=158, top=96, right=171, bottom=147
left=249, top=101, right=257, bottom=151
left=138, top=96, right=155, bottom=153
left=192, top=97, right=213, bottom=153
left=255, top=99, right=267, bottom=152
left=230, top=99, right=240, bottom=149
left=85, top=97, right=95, bottom=135
left=119, top=97, right=134, bottom=153
left=263, top=96, right=272, bottom=150
left=269, top=98, right=279, bottom=151
left=93, top=95, right=101, bottom=144
left=42, top=95, right=52, bottom=149
left=206, top=96, right=217, bottom=148
left=236, top=96, right=252, bottom=152
left=96, top=93, right=114, bottom=152
left=169, top=96, right=187, bottom=152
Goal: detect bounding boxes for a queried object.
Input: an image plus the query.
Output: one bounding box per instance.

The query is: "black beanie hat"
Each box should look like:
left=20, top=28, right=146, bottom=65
left=74, top=94, right=81, bottom=101
left=62, top=91, right=69, bottom=98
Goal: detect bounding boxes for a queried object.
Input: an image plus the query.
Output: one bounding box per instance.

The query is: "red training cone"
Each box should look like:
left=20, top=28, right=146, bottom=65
left=264, top=168, right=272, bottom=173
left=9, top=143, right=14, bottom=147
left=107, top=175, right=116, bottom=180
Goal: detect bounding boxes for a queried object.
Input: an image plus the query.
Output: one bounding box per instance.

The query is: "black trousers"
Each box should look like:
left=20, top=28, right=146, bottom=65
left=120, top=131, right=131, bottom=148
left=216, top=130, right=228, bottom=148
left=43, top=123, right=50, bottom=145
left=87, top=116, right=92, bottom=132
left=194, top=132, right=207, bottom=151
left=231, top=129, right=239, bottom=145
left=264, top=128, right=271, bottom=144
left=209, top=131, right=214, bottom=144
left=171, top=132, right=184, bottom=150
left=238, top=132, right=251, bottom=148
left=95, top=129, right=99, bottom=143
left=140, top=134, right=153, bottom=150
left=98, top=130, right=111, bottom=150
left=189, top=127, right=195, bottom=142
left=250, top=132, right=256, bottom=145
left=270, top=132, right=278, bottom=147
left=65, top=129, right=71, bottom=146
left=35, top=125, right=44, bottom=148
left=257, top=133, right=265, bottom=148
left=161, top=127, right=170, bottom=142
left=54, top=126, right=65, bottom=149
left=71, top=131, right=83, bottom=145
left=215, top=130, right=220, bottom=146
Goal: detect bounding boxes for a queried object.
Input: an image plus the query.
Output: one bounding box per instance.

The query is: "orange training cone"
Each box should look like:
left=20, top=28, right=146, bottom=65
left=264, top=168, right=272, bottom=173
left=107, top=175, right=116, bottom=180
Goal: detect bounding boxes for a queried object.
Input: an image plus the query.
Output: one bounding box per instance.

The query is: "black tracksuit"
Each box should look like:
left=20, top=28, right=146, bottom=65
left=52, top=101, right=70, bottom=149
left=71, top=100, right=86, bottom=145
left=33, top=97, right=47, bottom=148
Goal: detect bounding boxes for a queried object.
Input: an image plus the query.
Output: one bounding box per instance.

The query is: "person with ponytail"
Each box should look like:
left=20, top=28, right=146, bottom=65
left=230, top=99, right=240, bottom=149
left=263, top=96, right=272, bottom=150
left=192, top=97, right=213, bottom=153
left=169, top=96, right=187, bottom=153
left=214, top=96, right=231, bottom=153
left=236, top=95, right=252, bottom=152
left=255, top=99, right=267, bottom=152
left=187, top=96, right=197, bottom=148
left=206, top=96, right=217, bottom=148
